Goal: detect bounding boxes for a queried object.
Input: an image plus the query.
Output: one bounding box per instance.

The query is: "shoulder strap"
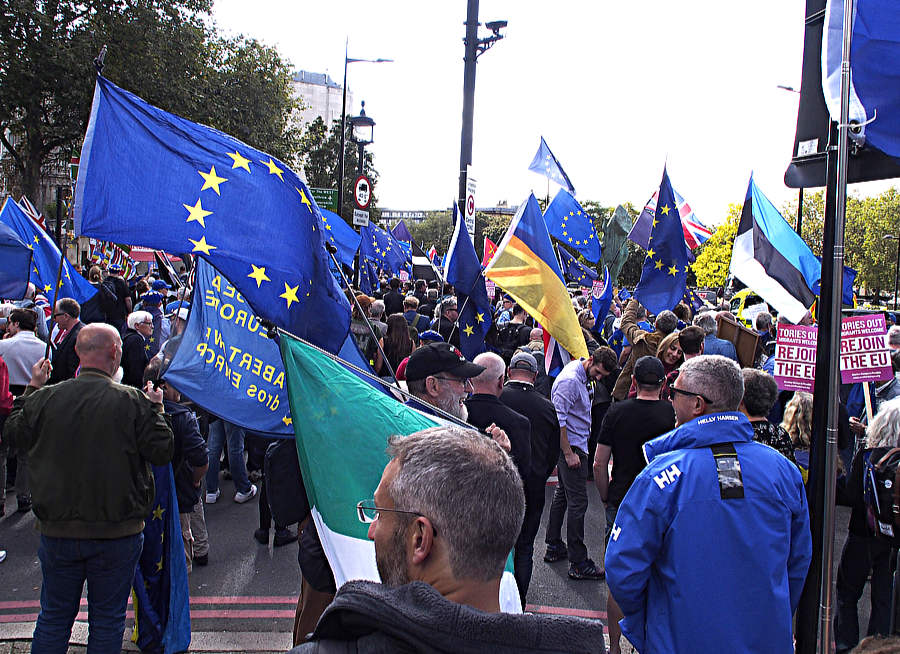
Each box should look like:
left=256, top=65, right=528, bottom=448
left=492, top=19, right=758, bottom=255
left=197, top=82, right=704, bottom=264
left=710, top=442, right=744, bottom=500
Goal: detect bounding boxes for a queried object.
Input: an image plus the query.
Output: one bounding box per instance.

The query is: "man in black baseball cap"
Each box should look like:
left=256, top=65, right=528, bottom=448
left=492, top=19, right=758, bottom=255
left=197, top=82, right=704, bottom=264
left=405, top=343, right=485, bottom=420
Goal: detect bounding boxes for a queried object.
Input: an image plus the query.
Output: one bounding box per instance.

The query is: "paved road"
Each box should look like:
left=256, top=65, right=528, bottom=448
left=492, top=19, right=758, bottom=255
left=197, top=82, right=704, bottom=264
left=0, top=472, right=869, bottom=651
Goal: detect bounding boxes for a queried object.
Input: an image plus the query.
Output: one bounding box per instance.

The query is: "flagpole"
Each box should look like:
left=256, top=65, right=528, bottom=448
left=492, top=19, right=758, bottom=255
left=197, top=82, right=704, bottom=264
left=44, top=193, right=72, bottom=361
left=324, top=242, right=397, bottom=384
left=795, top=0, right=853, bottom=650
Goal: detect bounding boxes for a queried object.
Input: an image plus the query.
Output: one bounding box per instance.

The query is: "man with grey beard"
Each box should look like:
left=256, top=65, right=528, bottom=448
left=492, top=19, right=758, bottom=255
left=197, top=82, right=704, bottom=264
left=288, top=427, right=604, bottom=653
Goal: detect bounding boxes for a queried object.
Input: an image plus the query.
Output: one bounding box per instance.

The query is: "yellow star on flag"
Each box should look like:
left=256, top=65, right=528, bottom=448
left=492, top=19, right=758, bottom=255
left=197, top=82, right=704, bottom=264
left=227, top=150, right=251, bottom=172
left=183, top=198, right=212, bottom=228
left=189, top=235, right=217, bottom=255
left=155, top=558, right=164, bottom=572
left=198, top=165, right=227, bottom=195
left=660, top=205, right=671, bottom=216
left=33, top=235, right=39, bottom=244
left=668, top=264, right=679, bottom=276
left=296, top=187, right=313, bottom=213
left=248, top=265, right=270, bottom=288
left=654, top=259, right=664, bottom=270
left=475, top=312, right=485, bottom=323
left=152, top=505, right=165, bottom=520
left=44, top=283, right=51, bottom=292
left=652, top=218, right=659, bottom=228
left=463, top=324, right=474, bottom=336
left=282, top=416, right=293, bottom=426
left=262, top=158, right=284, bottom=181
left=646, top=248, right=656, bottom=259
left=280, top=282, right=299, bottom=308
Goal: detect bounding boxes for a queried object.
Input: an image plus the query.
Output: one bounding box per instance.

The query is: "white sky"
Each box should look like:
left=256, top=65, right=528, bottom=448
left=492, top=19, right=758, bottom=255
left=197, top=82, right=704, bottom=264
left=211, top=0, right=890, bottom=227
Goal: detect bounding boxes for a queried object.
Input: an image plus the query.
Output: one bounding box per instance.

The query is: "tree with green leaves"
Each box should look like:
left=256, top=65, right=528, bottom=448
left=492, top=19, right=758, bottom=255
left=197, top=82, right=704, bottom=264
left=0, top=0, right=302, bottom=205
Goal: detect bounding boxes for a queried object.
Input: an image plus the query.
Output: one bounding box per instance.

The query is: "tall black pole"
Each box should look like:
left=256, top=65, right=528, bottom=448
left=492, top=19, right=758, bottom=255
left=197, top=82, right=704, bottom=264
left=457, top=0, right=480, bottom=219
left=797, top=187, right=804, bottom=235
left=54, top=186, right=63, bottom=248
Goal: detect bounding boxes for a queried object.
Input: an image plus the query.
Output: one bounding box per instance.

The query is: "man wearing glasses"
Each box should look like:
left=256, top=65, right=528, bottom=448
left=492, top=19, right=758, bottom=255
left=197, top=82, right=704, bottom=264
left=290, top=426, right=603, bottom=653
left=430, top=297, right=461, bottom=349
left=604, top=355, right=811, bottom=654
left=48, top=299, right=84, bottom=385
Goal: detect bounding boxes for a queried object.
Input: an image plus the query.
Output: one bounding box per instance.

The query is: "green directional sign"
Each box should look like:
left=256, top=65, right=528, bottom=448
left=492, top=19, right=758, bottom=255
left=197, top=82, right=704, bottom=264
left=311, top=187, right=338, bottom=212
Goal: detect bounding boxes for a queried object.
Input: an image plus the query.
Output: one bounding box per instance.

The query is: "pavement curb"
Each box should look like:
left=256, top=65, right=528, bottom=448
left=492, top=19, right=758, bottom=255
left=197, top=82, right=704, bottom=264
left=0, top=622, right=292, bottom=652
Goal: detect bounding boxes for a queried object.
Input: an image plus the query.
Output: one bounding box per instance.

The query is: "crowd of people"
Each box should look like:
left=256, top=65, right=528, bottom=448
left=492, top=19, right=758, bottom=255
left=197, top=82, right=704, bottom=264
left=1, top=262, right=900, bottom=653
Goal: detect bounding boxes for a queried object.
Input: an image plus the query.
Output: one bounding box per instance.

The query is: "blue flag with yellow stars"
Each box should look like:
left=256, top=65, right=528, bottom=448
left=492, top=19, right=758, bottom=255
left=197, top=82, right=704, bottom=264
left=528, top=137, right=576, bottom=194
left=543, top=190, right=601, bottom=262
left=591, top=266, right=613, bottom=325
left=446, top=204, right=491, bottom=360
left=557, top=245, right=599, bottom=285
left=0, top=198, right=97, bottom=304
left=132, top=463, right=190, bottom=654
left=633, top=168, right=690, bottom=315
left=360, top=223, right=406, bottom=275
left=0, top=219, right=32, bottom=300
left=74, top=76, right=349, bottom=353
left=319, top=209, right=360, bottom=270
left=359, top=257, right=380, bottom=296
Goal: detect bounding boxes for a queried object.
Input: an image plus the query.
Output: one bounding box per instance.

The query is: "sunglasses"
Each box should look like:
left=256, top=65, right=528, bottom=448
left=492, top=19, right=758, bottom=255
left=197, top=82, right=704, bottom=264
left=670, top=386, right=713, bottom=404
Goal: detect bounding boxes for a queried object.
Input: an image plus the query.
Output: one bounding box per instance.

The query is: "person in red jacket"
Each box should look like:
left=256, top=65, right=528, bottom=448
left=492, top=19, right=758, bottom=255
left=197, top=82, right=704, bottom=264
left=0, top=354, right=14, bottom=559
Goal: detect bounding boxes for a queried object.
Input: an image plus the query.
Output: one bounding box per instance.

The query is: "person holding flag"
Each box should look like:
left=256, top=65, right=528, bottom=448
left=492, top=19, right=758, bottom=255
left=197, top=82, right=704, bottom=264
left=445, top=205, right=492, bottom=361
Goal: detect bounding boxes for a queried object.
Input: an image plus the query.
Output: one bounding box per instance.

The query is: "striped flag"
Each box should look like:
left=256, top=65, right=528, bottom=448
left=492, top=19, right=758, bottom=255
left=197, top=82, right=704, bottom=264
left=482, top=236, right=498, bottom=268
left=629, top=188, right=712, bottom=250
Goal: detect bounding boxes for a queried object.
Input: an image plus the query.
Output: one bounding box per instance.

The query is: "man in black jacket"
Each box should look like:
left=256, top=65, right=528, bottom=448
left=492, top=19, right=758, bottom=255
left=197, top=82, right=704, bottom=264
left=382, top=277, right=405, bottom=317
left=48, top=298, right=84, bottom=385
left=465, top=352, right=533, bottom=604
left=289, top=426, right=603, bottom=653
left=500, top=351, right=560, bottom=604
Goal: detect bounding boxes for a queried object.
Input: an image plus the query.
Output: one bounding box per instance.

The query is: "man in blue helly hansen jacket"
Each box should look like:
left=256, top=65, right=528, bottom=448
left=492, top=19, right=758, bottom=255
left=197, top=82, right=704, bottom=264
left=604, top=355, right=811, bottom=654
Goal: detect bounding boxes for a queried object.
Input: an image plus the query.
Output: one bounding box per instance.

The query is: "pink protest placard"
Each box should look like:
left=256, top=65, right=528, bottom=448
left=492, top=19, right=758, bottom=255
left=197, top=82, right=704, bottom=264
left=398, top=270, right=409, bottom=282
left=774, top=324, right=818, bottom=392
left=485, top=280, right=496, bottom=298
left=839, top=314, right=893, bottom=384
left=581, top=287, right=591, bottom=297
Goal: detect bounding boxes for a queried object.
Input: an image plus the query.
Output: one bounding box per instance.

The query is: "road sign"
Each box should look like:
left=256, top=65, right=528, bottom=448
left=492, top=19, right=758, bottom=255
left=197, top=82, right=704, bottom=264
left=353, top=209, right=370, bottom=227
left=465, top=169, right=476, bottom=245
left=354, top=176, right=371, bottom=210
left=310, top=187, right=338, bottom=211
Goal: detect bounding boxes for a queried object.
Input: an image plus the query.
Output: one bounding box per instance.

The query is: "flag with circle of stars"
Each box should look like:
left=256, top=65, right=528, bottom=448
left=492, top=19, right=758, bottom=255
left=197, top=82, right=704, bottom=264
left=633, top=167, right=690, bottom=315
left=557, top=245, right=599, bottom=286
left=543, top=189, right=601, bottom=263
left=527, top=136, right=576, bottom=194
left=0, top=197, right=97, bottom=304
left=318, top=208, right=361, bottom=270
left=446, top=204, right=491, bottom=361
left=360, top=223, right=408, bottom=276
left=74, top=76, right=350, bottom=353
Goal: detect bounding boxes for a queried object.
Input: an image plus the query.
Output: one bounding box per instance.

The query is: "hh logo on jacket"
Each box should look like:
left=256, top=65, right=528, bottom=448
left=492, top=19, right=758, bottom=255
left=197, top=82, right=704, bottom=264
left=653, top=464, right=682, bottom=490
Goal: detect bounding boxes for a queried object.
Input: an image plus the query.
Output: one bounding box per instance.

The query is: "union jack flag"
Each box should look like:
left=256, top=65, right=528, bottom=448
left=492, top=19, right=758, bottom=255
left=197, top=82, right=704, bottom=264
left=629, top=189, right=713, bottom=250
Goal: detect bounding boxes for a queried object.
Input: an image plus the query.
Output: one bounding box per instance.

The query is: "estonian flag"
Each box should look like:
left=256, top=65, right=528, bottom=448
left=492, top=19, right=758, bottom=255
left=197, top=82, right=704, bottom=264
left=411, top=240, right=441, bottom=282
left=729, top=176, right=820, bottom=324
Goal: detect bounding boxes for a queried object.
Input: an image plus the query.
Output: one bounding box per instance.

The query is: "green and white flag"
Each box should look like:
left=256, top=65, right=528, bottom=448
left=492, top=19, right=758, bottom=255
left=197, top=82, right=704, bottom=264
left=280, top=333, right=522, bottom=612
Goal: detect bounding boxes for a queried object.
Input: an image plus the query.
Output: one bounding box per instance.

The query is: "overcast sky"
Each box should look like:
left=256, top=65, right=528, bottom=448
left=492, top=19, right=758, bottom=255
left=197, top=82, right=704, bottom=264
left=211, top=0, right=892, bottom=227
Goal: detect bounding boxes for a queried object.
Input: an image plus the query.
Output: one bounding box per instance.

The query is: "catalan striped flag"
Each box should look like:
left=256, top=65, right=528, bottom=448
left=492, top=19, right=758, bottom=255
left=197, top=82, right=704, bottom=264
left=485, top=194, right=587, bottom=362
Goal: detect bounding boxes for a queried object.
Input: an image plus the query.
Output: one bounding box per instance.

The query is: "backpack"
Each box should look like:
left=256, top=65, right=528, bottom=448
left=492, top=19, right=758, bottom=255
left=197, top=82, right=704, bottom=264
left=496, top=323, right=528, bottom=364
left=863, top=447, right=900, bottom=545
left=264, top=439, right=310, bottom=528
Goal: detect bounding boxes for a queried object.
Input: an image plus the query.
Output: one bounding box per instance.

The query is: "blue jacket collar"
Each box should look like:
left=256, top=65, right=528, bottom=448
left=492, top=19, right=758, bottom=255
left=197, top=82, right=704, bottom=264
left=643, top=411, right=753, bottom=464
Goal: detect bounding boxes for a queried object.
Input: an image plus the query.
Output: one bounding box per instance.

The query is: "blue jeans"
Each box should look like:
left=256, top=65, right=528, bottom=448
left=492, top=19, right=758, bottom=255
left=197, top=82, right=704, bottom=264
left=32, top=533, right=143, bottom=654
left=205, top=420, right=251, bottom=494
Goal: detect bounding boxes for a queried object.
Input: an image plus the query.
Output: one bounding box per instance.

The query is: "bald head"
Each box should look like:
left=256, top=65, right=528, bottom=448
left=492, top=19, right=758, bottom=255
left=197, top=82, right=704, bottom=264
left=471, top=352, right=506, bottom=397
left=75, top=323, right=123, bottom=375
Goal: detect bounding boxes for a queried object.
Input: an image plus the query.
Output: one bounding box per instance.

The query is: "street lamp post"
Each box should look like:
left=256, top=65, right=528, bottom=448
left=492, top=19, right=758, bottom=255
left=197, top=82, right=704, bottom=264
left=336, top=42, right=392, bottom=223
left=457, top=1, right=506, bottom=217
left=349, top=102, right=375, bottom=288
left=884, top=234, right=900, bottom=310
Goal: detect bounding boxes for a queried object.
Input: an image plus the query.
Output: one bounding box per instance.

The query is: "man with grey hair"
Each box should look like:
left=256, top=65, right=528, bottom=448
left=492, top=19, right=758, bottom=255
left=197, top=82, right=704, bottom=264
left=369, top=299, right=387, bottom=336
left=290, top=427, right=604, bottom=652
left=888, top=325, right=900, bottom=351
left=612, top=298, right=678, bottom=400
left=693, top=312, right=738, bottom=362
left=605, top=355, right=811, bottom=654
left=431, top=297, right=461, bottom=348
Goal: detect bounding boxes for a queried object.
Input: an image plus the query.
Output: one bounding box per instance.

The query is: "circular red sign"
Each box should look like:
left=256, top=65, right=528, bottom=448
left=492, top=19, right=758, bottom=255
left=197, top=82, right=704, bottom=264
left=466, top=195, right=475, bottom=216
left=354, top=176, right=371, bottom=210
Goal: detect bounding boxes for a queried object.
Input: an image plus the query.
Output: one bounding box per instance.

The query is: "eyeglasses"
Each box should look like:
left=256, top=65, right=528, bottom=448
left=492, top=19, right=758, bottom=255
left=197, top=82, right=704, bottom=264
left=139, top=320, right=154, bottom=325
left=432, top=375, right=473, bottom=390
left=52, top=312, right=66, bottom=318
left=356, top=500, right=425, bottom=523
left=670, top=385, right=713, bottom=404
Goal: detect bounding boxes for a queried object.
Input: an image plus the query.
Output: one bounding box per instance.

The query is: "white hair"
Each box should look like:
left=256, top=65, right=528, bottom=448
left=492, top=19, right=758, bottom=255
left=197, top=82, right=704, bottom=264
left=868, top=397, right=900, bottom=449
left=127, top=310, right=153, bottom=330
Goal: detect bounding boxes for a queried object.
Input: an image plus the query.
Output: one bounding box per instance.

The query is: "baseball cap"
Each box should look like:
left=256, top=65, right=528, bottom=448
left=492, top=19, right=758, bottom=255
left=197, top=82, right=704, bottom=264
left=152, top=279, right=171, bottom=291
left=509, top=351, right=538, bottom=374
left=633, top=355, right=666, bottom=385
left=141, top=291, right=163, bottom=306
left=404, top=342, right=485, bottom=382
left=418, top=330, right=444, bottom=343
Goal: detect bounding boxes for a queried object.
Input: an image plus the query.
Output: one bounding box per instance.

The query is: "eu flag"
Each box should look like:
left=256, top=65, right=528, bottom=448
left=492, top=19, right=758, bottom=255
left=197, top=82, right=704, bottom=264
left=359, top=257, right=380, bottom=296
left=360, top=223, right=406, bottom=275
left=528, top=137, right=576, bottom=194
left=74, top=76, right=350, bottom=352
left=446, top=204, right=491, bottom=360
left=132, top=463, right=190, bottom=654
left=319, top=209, right=360, bottom=270
left=391, top=219, right=415, bottom=244
left=543, top=190, right=601, bottom=262
left=633, top=168, right=689, bottom=315
left=0, top=219, right=32, bottom=300
left=557, top=246, right=598, bottom=286
left=0, top=198, right=96, bottom=304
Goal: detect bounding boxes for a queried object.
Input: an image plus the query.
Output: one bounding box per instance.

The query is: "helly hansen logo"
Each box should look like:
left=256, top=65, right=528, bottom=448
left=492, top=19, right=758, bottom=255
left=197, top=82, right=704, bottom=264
left=654, top=464, right=682, bottom=489
left=610, top=523, right=622, bottom=542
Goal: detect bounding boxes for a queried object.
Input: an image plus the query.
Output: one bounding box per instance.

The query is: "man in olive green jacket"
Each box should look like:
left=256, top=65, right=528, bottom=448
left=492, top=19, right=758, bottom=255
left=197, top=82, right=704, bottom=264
left=611, top=299, right=678, bottom=401
left=5, top=323, right=174, bottom=653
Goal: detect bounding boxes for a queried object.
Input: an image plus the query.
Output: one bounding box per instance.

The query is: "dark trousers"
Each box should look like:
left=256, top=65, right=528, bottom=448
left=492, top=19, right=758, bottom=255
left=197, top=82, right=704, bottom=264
left=545, top=448, right=589, bottom=564
left=834, top=532, right=894, bottom=652
left=514, top=475, right=548, bottom=606
left=32, top=533, right=143, bottom=654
